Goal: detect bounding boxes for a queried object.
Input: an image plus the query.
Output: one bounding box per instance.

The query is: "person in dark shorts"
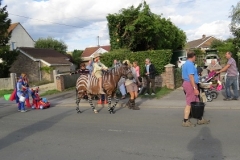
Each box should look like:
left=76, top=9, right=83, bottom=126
left=182, top=51, right=210, bottom=127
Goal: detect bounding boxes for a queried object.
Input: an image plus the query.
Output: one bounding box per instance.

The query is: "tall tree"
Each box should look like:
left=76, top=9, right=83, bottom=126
left=35, top=37, right=67, bottom=54
left=106, top=1, right=186, bottom=51
left=0, top=1, right=18, bottom=78
left=71, top=49, right=83, bottom=68
left=230, top=2, right=240, bottom=49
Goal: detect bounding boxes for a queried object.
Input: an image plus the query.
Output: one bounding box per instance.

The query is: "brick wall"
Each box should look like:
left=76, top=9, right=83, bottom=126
left=142, top=64, right=176, bottom=89
left=9, top=53, right=40, bottom=82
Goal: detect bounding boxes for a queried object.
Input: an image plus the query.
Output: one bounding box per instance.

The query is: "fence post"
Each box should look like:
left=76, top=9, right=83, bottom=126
left=56, top=75, right=65, bottom=91
left=164, top=64, right=175, bottom=89
left=10, top=73, right=16, bottom=89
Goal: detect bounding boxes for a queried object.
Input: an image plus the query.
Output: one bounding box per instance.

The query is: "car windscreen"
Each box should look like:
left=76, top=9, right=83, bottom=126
left=206, top=56, right=217, bottom=59
left=180, top=57, right=187, bottom=61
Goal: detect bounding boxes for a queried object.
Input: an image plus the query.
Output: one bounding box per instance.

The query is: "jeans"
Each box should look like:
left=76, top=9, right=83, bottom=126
left=225, top=76, right=239, bottom=99
left=119, top=84, right=126, bottom=96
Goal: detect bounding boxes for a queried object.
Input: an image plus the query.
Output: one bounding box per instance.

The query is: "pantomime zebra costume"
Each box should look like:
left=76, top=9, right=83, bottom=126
left=75, top=63, right=131, bottom=114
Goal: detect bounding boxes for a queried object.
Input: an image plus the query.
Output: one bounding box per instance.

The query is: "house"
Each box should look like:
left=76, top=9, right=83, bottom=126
left=9, top=47, right=73, bottom=82
left=8, top=23, right=35, bottom=50
left=81, top=45, right=111, bottom=62
left=186, top=35, right=217, bottom=51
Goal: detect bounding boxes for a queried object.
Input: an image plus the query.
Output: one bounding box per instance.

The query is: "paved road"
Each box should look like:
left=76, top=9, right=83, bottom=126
left=0, top=89, right=240, bottom=160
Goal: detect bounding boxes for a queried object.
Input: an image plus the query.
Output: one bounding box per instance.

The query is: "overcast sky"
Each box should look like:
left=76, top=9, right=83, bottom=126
left=3, top=0, right=238, bottom=51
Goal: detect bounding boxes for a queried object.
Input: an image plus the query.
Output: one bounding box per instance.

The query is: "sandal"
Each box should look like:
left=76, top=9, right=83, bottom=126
left=121, top=96, right=126, bottom=99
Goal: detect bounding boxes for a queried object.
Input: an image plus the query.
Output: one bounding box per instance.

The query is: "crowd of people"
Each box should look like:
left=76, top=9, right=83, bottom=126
left=72, top=53, right=157, bottom=110
left=11, top=50, right=239, bottom=123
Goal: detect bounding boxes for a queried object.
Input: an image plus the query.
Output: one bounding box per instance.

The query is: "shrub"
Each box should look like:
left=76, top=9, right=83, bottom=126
left=101, top=49, right=172, bottom=76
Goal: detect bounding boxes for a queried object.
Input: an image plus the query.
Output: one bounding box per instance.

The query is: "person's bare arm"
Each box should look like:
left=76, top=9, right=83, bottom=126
left=189, top=74, right=199, bottom=95
left=189, top=74, right=196, bottom=88
left=217, top=64, right=230, bottom=73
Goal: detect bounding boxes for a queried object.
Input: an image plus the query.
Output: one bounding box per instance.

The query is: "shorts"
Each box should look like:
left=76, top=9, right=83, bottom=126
left=182, top=81, right=199, bottom=106
left=126, top=83, right=138, bottom=92
left=94, top=71, right=102, bottom=78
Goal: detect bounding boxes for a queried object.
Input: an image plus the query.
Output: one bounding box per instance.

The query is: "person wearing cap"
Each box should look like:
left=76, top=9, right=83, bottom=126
left=92, top=53, right=108, bottom=94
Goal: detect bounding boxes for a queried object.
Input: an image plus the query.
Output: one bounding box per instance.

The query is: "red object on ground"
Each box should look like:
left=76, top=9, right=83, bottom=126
left=25, top=99, right=31, bottom=108
left=9, top=89, right=16, bottom=101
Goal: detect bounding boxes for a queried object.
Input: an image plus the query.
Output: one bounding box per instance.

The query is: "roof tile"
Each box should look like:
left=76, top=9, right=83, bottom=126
left=81, top=45, right=111, bottom=57
left=19, top=47, right=72, bottom=65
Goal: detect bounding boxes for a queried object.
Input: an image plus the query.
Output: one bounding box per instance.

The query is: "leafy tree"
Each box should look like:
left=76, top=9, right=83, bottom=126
left=0, top=1, right=19, bottom=78
left=230, top=2, right=240, bottom=49
left=106, top=1, right=186, bottom=51
left=210, top=39, right=225, bottom=49
left=35, top=37, right=67, bottom=54
left=209, top=38, right=237, bottom=65
left=71, top=49, right=83, bottom=68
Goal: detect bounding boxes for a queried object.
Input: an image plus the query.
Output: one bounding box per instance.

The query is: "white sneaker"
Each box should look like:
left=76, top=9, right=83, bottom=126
left=21, top=110, right=27, bottom=113
left=145, top=93, right=149, bottom=95
left=151, top=93, right=155, bottom=95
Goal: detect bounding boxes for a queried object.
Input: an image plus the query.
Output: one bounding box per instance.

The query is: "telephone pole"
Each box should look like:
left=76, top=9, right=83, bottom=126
left=97, top=36, right=100, bottom=47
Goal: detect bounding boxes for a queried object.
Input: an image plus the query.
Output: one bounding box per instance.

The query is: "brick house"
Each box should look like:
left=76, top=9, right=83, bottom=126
left=8, top=23, right=35, bottom=50
left=81, top=45, right=111, bottom=62
left=186, top=35, right=217, bottom=51
left=10, top=47, right=73, bottom=82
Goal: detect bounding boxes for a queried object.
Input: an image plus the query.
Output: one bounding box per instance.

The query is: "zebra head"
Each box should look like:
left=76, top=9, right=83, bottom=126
left=118, top=61, right=132, bottom=77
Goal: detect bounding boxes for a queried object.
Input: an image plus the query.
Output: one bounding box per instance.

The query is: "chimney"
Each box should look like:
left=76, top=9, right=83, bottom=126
left=202, top=34, right=206, bottom=39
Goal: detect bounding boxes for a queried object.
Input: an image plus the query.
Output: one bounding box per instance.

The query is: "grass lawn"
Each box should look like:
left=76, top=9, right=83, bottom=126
left=40, top=89, right=60, bottom=97
left=0, top=89, right=14, bottom=97
left=140, top=87, right=173, bottom=99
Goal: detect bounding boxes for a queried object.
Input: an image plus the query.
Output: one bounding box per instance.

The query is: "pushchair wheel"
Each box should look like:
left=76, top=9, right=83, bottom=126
left=206, top=94, right=213, bottom=102
left=211, top=91, right=218, bottom=99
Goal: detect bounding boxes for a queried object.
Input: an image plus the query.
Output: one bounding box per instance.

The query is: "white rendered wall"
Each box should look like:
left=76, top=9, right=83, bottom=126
left=9, top=24, right=35, bottom=50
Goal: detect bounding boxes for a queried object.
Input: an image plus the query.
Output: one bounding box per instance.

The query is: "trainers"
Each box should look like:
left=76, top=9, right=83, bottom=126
left=151, top=93, right=155, bottom=95
left=20, top=110, right=27, bottom=113
left=18, top=110, right=21, bottom=112
left=197, top=118, right=210, bottom=125
left=231, top=98, right=238, bottom=100
left=223, top=98, right=231, bottom=101
left=182, top=120, right=196, bottom=127
left=132, top=106, right=140, bottom=110
left=144, top=93, right=149, bottom=95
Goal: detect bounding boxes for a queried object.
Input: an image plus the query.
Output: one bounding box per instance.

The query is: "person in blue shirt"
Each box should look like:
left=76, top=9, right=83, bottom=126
left=182, top=51, right=210, bottom=127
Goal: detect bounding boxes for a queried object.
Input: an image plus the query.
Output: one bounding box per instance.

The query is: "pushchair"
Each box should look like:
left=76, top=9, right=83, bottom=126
left=199, top=72, right=220, bottom=102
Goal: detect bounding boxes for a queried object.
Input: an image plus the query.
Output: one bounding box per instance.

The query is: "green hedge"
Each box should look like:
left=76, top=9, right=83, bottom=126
left=101, top=49, right=172, bottom=76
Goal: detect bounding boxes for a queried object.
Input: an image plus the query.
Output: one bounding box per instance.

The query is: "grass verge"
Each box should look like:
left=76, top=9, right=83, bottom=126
left=140, top=87, right=173, bottom=99
left=40, top=90, right=60, bottom=97
left=0, top=89, right=14, bottom=97
left=39, top=87, right=75, bottom=97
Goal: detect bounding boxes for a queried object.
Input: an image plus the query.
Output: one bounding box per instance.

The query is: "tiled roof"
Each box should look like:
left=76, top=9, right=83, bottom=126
left=81, top=45, right=111, bottom=57
left=18, top=47, right=72, bottom=66
left=187, top=36, right=216, bottom=49
left=7, top=23, right=19, bottom=33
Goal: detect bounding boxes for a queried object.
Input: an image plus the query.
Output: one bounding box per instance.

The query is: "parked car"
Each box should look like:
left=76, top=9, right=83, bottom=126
left=178, top=56, right=187, bottom=68
left=203, top=54, right=220, bottom=68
